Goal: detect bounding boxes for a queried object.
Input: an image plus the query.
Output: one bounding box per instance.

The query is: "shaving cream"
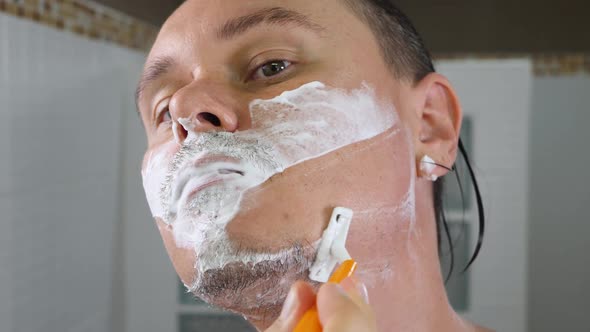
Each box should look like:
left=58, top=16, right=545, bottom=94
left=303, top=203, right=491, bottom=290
left=142, top=81, right=397, bottom=285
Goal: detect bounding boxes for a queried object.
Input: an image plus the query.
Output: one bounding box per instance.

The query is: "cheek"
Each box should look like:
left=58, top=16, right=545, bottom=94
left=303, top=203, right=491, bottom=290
left=363, top=129, right=414, bottom=201
left=156, top=219, right=197, bottom=285
left=141, top=141, right=178, bottom=173
left=226, top=174, right=330, bottom=250
left=141, top=142, right=178, bottom=219
left=225, top=127, right=414, bottom=250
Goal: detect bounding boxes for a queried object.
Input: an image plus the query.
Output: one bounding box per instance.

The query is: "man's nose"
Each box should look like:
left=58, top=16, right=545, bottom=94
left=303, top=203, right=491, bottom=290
left=169, top=80, right=247, bottom=142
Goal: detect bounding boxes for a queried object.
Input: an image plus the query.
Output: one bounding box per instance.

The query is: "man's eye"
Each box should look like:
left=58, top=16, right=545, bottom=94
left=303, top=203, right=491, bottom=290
left=163, top=110, right=172, bottom=122
left=159, top=107, right=172, bottom=124
left=253, top=60, right=292, bottom=80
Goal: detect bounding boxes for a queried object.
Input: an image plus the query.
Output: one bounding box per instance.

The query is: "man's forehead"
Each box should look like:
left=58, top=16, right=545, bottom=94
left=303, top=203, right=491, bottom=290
left=159, top=0, right=326, bottom=39
left=147, top=0, right=330, bottom=66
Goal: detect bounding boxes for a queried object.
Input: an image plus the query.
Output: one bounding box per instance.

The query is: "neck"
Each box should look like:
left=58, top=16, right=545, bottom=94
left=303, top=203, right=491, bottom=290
left=349, top=180, right=479, bottom=331
left=246, top=181, right=484, bottom=331
left=355, top=209, right=467, bottom=331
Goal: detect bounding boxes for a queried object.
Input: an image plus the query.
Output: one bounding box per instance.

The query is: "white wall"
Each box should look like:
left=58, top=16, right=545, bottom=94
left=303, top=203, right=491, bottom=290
left=528, top=73, right=590, bottom=331
left=0, top=13, right=144, bottom=332
left=436, top=59, right=532, bottom=332
left=121, top=73, right=178, bottom=332
left=0, top=14, right=14, bottom=327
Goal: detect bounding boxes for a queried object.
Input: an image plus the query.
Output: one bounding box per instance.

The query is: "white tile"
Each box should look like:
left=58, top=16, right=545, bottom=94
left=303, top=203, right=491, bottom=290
left=436, top=59, right=532, bottom=332
left=1, top=12, right=147, bottom=332
left=0, top=195, right=13, bottom=332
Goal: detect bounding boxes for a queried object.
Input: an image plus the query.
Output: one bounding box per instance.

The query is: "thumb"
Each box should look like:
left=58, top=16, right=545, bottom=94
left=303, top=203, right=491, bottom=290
left=317, top=281, right=376, bottom=332
left=265, top=281, right=316, bottom=332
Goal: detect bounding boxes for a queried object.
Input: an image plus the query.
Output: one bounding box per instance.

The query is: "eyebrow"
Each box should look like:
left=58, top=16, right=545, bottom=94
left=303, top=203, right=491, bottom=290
left=216, top=7, right=325, bottom=40
left=135, top=55, right=175, bottom=113
left=135, top=7, right=325, bottom=112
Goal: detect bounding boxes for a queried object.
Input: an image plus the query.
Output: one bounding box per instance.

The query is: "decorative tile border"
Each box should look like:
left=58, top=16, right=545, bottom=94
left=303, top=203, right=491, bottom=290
left=0, top=0, right=158, bottom=51
left=434, top=53, right=590, bottom=77
left=532, top=54, right=590, bottom=77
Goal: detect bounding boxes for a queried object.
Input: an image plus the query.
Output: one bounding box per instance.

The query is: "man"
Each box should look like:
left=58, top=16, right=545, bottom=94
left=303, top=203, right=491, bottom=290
left=136, top=0, right=490, bottom=331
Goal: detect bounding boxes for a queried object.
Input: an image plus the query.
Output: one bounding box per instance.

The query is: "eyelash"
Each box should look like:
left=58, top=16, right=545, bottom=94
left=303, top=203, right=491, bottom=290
left=155, top=101, right=172, bottom=127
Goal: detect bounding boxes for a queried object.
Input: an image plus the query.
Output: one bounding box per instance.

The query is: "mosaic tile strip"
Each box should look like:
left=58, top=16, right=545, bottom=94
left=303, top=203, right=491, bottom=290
left=0, top=0, right=158, bottom=51
left=434, top=53, right=590, bottom=77
left=532, top=53, right=590, bottom=77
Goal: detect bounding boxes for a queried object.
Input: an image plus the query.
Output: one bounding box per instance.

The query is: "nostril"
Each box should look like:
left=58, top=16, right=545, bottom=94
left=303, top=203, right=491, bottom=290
left=197, top=112, right=222, bottom=127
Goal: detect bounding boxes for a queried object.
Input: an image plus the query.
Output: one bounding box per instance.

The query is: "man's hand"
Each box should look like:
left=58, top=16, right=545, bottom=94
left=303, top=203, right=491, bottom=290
left=266, top=278, right=376, bottom=332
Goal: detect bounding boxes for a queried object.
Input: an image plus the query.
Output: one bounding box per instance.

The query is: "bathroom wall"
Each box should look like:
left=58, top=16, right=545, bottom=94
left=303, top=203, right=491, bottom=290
left=528, top=73, right=590, bottom=331
left=436, top=60, right=590, bottom=332
left=436, top=59, right=532, bottom=332
left=0, top=12, right=144, bottom=332
left=120, top=91, right=177, bottom=332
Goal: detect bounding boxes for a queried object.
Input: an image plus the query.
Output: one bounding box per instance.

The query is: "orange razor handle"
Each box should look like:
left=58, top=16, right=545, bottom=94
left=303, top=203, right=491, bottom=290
left=293, top=259, right=357, bottom=332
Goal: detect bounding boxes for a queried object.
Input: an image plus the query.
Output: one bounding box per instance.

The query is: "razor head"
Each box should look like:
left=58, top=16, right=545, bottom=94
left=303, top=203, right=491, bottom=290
left=309, top=207, right=353, bottom=282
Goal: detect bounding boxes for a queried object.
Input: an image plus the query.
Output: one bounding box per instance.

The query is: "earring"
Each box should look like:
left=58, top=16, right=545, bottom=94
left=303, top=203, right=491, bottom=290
left=419, top=155, right=439, bottom=181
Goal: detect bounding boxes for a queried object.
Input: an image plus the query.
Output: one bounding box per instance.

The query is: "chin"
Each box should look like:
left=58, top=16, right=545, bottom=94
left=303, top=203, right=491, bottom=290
left=188, top=241, right=318, bottom=318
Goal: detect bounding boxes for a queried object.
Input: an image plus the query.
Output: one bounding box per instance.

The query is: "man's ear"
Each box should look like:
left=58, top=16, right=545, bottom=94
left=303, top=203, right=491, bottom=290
left=413, top=73, right=462, bottom=179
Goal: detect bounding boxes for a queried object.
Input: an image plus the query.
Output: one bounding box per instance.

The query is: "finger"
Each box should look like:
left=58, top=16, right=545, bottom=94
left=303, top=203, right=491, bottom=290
left=316, top=283, right=377, bottom=332
left=339, top=277, right=371, bottom=313
left=265, top=281, right=316, bottom=332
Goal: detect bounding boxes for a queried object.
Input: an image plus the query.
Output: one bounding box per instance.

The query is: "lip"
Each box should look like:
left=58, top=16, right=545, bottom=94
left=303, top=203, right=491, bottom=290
left=191, top=155, right=240, bottom=168
left=169, top=155, right=245, bottom=214
left=181, top=175, right=225, bottom=201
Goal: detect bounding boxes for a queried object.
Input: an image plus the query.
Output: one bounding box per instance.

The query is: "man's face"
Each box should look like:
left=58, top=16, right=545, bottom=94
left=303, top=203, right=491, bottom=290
left=137, top=0, right=417, bottom=317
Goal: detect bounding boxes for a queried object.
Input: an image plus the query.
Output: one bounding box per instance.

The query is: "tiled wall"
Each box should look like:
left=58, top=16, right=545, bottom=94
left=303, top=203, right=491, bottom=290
left=0, top=11, right=144, bottom=332
left=528, top=74, right=590, bottom=332
left=0, top=0, right=158, bottom=50
left=434, top=59, right=533, bottom=332
left=435, top=53, right=590, bottom=77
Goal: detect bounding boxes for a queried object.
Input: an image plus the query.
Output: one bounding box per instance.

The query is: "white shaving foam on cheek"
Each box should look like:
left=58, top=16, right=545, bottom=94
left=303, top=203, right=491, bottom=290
left=141, top=81, right=397, bottom=274
left=141, top=141, right=176, bottom=219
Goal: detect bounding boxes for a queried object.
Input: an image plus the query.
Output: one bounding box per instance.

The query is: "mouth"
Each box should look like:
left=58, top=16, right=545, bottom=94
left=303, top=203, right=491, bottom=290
left=169, top=156, right=245, bottom=216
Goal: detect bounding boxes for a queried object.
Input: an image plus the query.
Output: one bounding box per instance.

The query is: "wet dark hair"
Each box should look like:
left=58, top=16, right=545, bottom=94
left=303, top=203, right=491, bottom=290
left=343, top=0, right=485, bottom=279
